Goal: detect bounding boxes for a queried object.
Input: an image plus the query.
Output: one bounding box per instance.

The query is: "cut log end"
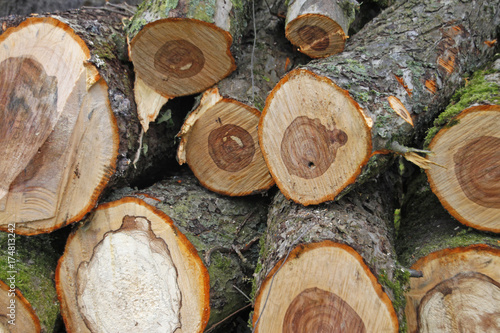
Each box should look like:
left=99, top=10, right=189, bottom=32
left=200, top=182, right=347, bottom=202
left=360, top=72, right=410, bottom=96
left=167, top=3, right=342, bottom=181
left=259, top=69, right=371, bottom=205
left=57, top=197, right=210, bottom=332
left=418, top=272, right=500, bottom=333
left=76, top=216, right=182, bottom=332
left=427, top=105, right=500, bottom=233
left=286, top=14, right=347, bottom=58
left=180, top=89, right=274, bottom=196
left=0, top=280, right=41, bottom=333
left=130, top=18, right=235, bottom=98
left=253, top=241, right=398, bottom=333
left=406, top=244, right=500, bottom=333
left=0, top=17, right=119, bottom=235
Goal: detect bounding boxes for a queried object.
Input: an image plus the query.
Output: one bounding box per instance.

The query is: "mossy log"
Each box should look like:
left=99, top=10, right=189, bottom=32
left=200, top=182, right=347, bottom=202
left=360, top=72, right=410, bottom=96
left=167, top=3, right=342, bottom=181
left=62, top=173, right=269, bottom=331
left=252, top=174, right=404, bottom=332
left=258, top=0, right=499, bottom=205
left=396, top=171, right=500, bottom=333
left=283, top=0, right=358, bottom=58
left=0, top=231, right=62, bottom=332
left=124, top=0, right=250, bottom=130
left=0, top=9, right=187, bottom=235
left=424, top=58, right=500, bottom=233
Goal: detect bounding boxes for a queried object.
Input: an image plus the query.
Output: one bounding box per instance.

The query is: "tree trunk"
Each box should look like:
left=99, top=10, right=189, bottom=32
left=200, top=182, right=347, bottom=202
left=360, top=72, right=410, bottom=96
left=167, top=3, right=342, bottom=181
left=0, top=9, right=187, bottom=235
left=396, top=172, right=500, bottom=333
left=424, top=58, right=500, bottom=233
left=258, top=0, right=499, bottom=205
left=284, top=0, right=358, bottom=58
left=124, top=0, right=250, bottom=130
left=58, top=173, right=269, bottom=332
left=252, top=173, right=404, bottom=332
left=177, top=88, right=275, bottom=196
left=0, top=231, right=62, bottom=332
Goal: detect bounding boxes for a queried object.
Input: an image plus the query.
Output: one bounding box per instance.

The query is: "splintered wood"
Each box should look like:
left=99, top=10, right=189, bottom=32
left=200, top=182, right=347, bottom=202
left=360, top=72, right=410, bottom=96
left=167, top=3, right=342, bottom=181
left=0, top=17, right=119, bottom=235
left=56, top=197, right=210, bottom=333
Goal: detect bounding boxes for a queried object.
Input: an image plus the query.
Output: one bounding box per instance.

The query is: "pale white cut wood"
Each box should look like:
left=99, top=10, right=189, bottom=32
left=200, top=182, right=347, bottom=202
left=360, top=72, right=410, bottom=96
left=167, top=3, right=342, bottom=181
left=76, top=216, right=182, bottom=332
left=405, top=245, right=500, bottom=333
left=419, top=272, right=500, bottom=333
left=427, top=106, right=500, bottom=232
left=259, top=69, right=371, bottom=205
left=56, top=197, right=209, bottom=333
left=253, top=242, right=397, bottom=332
left=0, top=17, right=91, bottom=200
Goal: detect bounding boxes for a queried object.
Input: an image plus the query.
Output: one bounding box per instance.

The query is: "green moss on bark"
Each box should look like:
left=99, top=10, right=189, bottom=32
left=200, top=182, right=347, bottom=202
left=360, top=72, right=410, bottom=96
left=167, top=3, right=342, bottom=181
left=424, top=59, right=500, bottom=147
left=0, top=232, right=60, bottom=332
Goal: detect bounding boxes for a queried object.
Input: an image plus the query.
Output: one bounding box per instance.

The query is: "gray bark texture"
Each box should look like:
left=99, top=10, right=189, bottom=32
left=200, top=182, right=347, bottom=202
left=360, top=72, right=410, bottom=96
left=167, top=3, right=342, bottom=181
left=0, top=0, right=141, bottom=17
left=105, top=173, right=270, bottom=331
left=302, top=0, right=499, bottom=185
left=209, top=0, right=311, bottom=109
left=254, top=171, right=408, bottom=326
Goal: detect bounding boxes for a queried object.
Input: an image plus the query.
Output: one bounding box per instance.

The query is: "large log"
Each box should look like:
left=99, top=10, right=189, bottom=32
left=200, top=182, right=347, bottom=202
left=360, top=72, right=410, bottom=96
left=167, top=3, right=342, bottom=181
left=424, top=58, right=500, bottom=233
left=124, top=0, right=250, bottom=130
left=396, top=171, right=500, bottom=333
left=0, top=9, right=187, bottom=235
left=258, top=0, right=500, bottom=205
left=59, top=173, right=268, bottom=331
left=0, top=230, right=62, bottom=332
left=252, top=173, right=404, bottom=332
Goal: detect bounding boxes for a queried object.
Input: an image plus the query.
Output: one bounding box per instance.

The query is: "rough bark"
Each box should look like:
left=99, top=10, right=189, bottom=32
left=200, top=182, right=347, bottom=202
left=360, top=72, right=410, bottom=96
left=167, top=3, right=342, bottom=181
left=0, top=9, right=190, bottom=235
left=259, top=0, right=499, bottom=205
left=0, top=231, right=62, bottom=332
left=0, top=0, right=141, bottom=17
left=424, top=58, right=500, bottom=233
left=252, top=173, right=405, bottom=332
left=104, top=173, right=270, bottom=331
left=396, top=171, right=500, bottom=333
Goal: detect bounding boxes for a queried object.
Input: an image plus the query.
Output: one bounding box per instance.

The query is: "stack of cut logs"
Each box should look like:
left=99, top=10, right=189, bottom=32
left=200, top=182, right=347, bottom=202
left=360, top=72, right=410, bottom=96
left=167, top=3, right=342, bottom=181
left=0, top=0, right=499, bottom=332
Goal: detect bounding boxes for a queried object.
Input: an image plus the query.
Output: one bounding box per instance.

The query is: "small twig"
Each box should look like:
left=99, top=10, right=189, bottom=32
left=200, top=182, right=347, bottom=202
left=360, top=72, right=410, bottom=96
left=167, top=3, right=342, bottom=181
left=250, top=0, right=257, bottom=103
left=233, top=285, right=253, bottom=303
left=241, top=236, right=260, bottom=251
left=132, top=127, right=144, bottom=168
left=205, top=246, right=232, bottom=266
left=232, top=245, right=247, bottom=263
left=252, top=223, right=314, bottom=332
left=235, top=209, right=258, bottom=235
left=106, top=2, right=137, bottom=15
left=204, top=303, right=252, bottom=333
